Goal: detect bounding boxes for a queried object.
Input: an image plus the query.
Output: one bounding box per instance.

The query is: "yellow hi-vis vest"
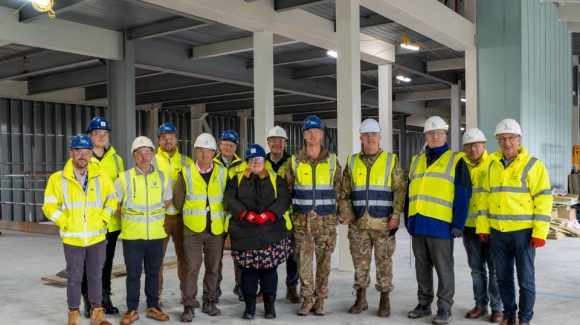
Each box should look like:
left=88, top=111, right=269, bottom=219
left=290, top=153, right=337, bottom=215
left=42, top=160, right=118, bottom=247
left=464, top=150, right=490, bottom=228
left=476, top=147, right=553, bottom=239
left=408, top=150, right=463, bottom=223
left=182, top=163, right=227, bottom=235
left=91, top=145, right=124, bottom=232
left=213, top=153, right=243, bottom=180
left=152, top=148, right=193, bottom=215
left=265, top=157, right=289, bottom=179
left=347, top=151, right=396, bottom=219
left=119, top=168, right=168, bottom=240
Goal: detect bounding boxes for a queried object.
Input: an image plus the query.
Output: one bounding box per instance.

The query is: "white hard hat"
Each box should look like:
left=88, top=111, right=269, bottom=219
left=267, top=126, right=287, bottom=139
left=462, top=128, right=487, bottom=145
left=194, top=133, right=217, bottom=150
left=423, top=116, right=449, bottom=133
left=494, top=118, right=522, bottom=136
left=359, top=118, right=381, bottom=133
left=131, top=136, right=155, bottom=152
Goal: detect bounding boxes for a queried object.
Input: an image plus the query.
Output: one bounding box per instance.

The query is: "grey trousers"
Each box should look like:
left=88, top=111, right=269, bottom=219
left=63, top=240, right=107, bottom=309
left=412, top=235, right=455, bottom=311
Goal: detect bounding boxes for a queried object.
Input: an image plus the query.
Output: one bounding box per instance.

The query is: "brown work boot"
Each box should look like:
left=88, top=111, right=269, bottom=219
left=67, top=310, right=81, bottom=325
left=286, top=284, right=301, bottom=303
left=146, top=307, right=169, bottom=321
left=466, top=306, right=488, bottom=319
left=490, top=310, right=503, bottom=323
left=120, top=310, right=139, bottom=325
left=348, top=288, right=368, bottom=314
left=90, top=307, right=111, bottom=325
left=499, top=318, right=518, bottom=325
left=297, top=297, right=314, bottom=316
left=313, top=298, right=326, bottom=316
left=378, top=292, right=391, bottom=317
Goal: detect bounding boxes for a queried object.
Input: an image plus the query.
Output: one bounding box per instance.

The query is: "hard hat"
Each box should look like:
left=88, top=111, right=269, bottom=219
left=86, top=116, right=111, bottom=133
left=267, top=126, right=287, bottom=139
left=131, top=136, right=155, bottom=152
left=158, top=122, right=177, bottom=135
left=423, top=116, right=449, bottom=133
left=245, top=144, right=266, bottom=160
left=220, top=130, right=239, bottom=144
left=462, top=128, right=487, bottom=145
left=70, top=134, right=94, bottom=150
left=194, top=133, right=217, bottom=150
left=494, top=118, right=522, bottom=136
left=303, top=115, right=323, bottom=130
left=359, top=118, right=381, bottom=133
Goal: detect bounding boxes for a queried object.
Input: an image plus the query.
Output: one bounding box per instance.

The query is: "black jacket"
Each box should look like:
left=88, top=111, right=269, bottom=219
left=225, top=168, right=291, bottom=250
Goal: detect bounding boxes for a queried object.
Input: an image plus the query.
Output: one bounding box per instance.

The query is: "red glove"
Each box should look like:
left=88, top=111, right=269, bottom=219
left=530, top=237, right=545, bottom=248
left=245, top=211, right=259, bottom=224
left=479, top=233, right=489, bottom=243
left=255, top=211, right=274, bottom=225
left=238, top=210, right=248, bottom=220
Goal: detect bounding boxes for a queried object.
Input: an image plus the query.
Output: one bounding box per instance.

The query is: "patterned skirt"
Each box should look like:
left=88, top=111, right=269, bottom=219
left=232, top=236, right=292, bottom=269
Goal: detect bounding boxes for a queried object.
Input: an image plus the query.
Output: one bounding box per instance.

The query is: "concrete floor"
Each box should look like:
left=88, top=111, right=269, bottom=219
left=0, top=229, right=578, bottom=325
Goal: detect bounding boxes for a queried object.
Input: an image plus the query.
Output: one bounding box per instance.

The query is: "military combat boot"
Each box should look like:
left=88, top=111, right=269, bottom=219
left=313, top=298, right=326, bottom=316
left=348, top=288, right=368, bottom=314
left=378, top=292, right=391, bottom=317
left=297, top=297, right=314, bottom=316
left=202, top=299, right=221, bottom=316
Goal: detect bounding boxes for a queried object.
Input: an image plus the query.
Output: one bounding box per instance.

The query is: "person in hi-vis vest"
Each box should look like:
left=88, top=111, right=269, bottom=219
left=404, top=116, right=472, bottom=325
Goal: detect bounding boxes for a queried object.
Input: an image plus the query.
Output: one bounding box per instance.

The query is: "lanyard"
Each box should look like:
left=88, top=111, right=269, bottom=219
left=82, top=173, right=89, bottom=193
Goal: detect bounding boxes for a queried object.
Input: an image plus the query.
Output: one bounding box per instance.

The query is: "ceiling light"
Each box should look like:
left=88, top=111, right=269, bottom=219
left=30, top=0, right=56, bottom=18
left=461, top=127, right=465, bottom=131
left=326, top=50, right=338, bottom=58
left=400, top=32, right=420, bottom=51
left=396, top=74, right=411, bottom=83
left=461, top=97, right=466, bottom=103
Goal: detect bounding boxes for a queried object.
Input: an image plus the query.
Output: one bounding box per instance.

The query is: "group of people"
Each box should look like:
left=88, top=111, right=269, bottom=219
left=42, top=113, right=551, bottom=325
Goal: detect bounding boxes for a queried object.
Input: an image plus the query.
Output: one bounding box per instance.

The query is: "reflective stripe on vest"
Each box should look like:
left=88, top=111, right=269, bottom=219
left=291, top=153, right=337, bottom=215
left=348, top=152, right=395, bottom=219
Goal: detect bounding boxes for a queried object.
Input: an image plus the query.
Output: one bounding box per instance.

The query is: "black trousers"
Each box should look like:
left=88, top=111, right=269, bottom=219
left=81, top=230, right=120, bottom=295
left=122, top=239, right=164, bottom=311
left=241, top=267, right=278, bottom=296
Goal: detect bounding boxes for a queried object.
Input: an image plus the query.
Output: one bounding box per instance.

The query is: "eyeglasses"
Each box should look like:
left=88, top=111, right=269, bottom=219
left=268, top=138, right=286, bottom=144
left=464, top=142, right=484, bottom=149
left=134, top=151, right=153, bottom=158
left=361, top=132, right=379, bottom=138
left=426, top=130, right=445, bottom=137
left=497, top=135, right=519, bottom=143
left=248, top=157, right=265, bottom=164
left=159, top=135, right=177, bottom=141
left=91, top=131, right=109, bottom=137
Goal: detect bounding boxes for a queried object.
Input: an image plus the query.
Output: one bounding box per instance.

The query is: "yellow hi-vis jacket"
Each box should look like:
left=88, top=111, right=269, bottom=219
left=213, top=153, right=243, bottom=180
left=408, top=150, right=463, bottom=223
left=42, top=160, right=118, bottom=247
left=152, top=148, right=193, bottom=215
left=476, top=146, right=553, bottom=240
left=118, top=167, right=169, bottom=240
left=463, top=150, right=491, bottom=228
left=265, top=159, right=289, bottom=179
left=182, top=162, right=227, bottom=235
left=91, top=145, right=124, bottom=232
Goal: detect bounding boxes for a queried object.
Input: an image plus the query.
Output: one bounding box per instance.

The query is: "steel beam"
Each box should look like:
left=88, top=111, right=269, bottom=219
left=426, top=57, right=465, bottom=72
left=127, top=17, right=209, bottom=40
left=292, top=61, right=376, bottom=79
left=395, top=89, right=452, bottom=102
left=274, top=0, right=329, bottom=12
left=191, top=35, right=296, bottom=59
left=0, top=51, right=97, bottom=80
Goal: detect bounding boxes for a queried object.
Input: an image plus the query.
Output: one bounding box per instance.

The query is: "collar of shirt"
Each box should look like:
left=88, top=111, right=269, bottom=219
left=73, top=168, right=87, bottom=182
left=135, top=165, right=154, bottom=175
left=501, top=157, right=515, bottom=168
left=196, top=161, right=214, bottom=174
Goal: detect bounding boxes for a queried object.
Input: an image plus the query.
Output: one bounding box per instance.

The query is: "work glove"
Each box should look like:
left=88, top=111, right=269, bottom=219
left=530, top=237, right=545, bottom=248
left=451, top=227, right=463, bottom=238
left=479, top=233, right=489, bottom=243
left=255, top=211, right=276, bottom=225
left=238, top=210, right=248, bottom=220
left=245, top=211, right=259, bottom=224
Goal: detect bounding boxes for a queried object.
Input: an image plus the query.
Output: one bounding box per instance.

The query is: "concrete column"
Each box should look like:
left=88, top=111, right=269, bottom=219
left=238, top=109, right=252, bottom=154
left=148, top=105, right=159, bottom=141
left=450, top=84, right=461, bottom=151
left=465, top=49, right=477, bottom=128
left=399, top=115, right=407, bottom=169
left=190, top=104, right=206, bottom=155
left=573, top=104, right=579, bottom=145
left=108, top=36, right=135, bottom=166
left=336, top=0, right=360, bottom=272
left=253, top=30, right=274, bottom=146
left=378, top=64, right=393, bottom=151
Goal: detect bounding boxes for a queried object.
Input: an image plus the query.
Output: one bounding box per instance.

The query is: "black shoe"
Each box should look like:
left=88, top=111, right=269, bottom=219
left=432, top=309, right=452, bottom=325
left=215, top=287, right=222, bottom=304
left=234, top=284, right=244, bottom=302
left=242, top=295, right=256, bottom=320
left=202, top=299, right=221, bottom=316
left=102, top=290, right=119, bottom=315
left=82, top=294, right=90, bottom=319
left=181, top=305, right=195, bottom=322
left=264, top=294, right=276, bottom=319
left=408, top=304, right=432, bottom=319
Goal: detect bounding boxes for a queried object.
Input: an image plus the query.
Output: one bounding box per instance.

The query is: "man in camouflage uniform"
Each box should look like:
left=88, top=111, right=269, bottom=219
left=285, top=115, right=342, bottom=316
left=338, top=119, right=406, bottom=317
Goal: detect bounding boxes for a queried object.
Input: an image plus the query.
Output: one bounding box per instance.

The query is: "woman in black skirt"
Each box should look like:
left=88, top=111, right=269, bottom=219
left=225, top=143, right=291, bottom=319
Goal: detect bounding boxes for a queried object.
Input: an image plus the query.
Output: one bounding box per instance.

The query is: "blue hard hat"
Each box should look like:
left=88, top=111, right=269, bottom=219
left=158, top=122, right=177, bottom=134
left=86, top=116, right=111, bottom=133
left=70, top=134, right=94, bottom=149
left=303, top=115, right=323, bottom=130
left=245, top=144, right=266, bottom=160
left=220, top=130, right=239, bottom=144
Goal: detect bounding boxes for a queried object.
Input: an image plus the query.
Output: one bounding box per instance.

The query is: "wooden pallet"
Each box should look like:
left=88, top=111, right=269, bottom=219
left=42, top=256, right=178, bottom=287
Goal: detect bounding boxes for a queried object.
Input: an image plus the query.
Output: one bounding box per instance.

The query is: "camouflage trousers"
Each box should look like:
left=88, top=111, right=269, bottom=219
left=348, top=228, right=396, bottom=293
left=292, top=212, right=338, bottom=299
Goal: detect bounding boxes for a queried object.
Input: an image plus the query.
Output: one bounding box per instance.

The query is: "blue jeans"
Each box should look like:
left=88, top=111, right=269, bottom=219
left=463, top=227, right=502, bottom=311
left=285, top=252, right=299, bottom=286
left=490, top=228, right=535, bottom=323
left=122, top=239, right=164, bottom=311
